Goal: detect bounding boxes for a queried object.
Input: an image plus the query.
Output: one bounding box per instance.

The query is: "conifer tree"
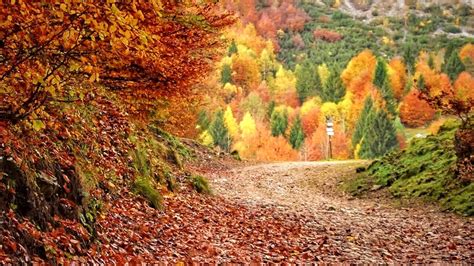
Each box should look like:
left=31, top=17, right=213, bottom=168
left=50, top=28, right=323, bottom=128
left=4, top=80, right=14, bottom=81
left=359, top=109, right=398, bottom=158
left=209, top=110, right=231, bottom=151
left=295, top=63, right=321, bottom=103
left=289, top=116, right=305, bottom=150
left=374, top=58, right=397, bottom=116
left=322, top=67, right=345, bottom=103
left=197, top=110, right=211, bottom=131
left=352, top=97, right=374, bottom=148
left=221, top=64, right=233, bottom=84
left=270, top=109, right=289, bottom=137
left=267, top=100, right=276, bottom=120
left=403, top=41, right=418, bottom=74
left=373, top=58, right=388, bottom=89
left=443, top=49, right=465, bottom=81
left=228, top=40, right=238, bottom=56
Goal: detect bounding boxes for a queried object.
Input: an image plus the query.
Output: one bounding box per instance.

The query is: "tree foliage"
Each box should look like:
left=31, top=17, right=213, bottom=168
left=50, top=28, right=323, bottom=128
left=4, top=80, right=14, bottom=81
left=0, top=1, right=233, bottom=123
left=289, top=116, right=305, bottom=150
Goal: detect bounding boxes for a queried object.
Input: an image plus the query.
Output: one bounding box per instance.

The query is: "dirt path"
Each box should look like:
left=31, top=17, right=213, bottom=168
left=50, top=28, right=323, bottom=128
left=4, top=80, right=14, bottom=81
left=210, top=161, right=473, bottom=263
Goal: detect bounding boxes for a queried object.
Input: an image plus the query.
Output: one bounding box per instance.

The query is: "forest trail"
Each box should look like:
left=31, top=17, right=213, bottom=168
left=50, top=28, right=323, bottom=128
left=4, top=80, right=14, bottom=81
left=208, top=161, right=473, bottom=263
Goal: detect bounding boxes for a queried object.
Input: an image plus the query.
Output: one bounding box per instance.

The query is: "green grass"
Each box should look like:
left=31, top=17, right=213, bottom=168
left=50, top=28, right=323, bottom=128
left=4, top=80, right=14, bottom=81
left=345, top=120, right=473, bottom=216
left=190, top=174, right=211, bottom=194
left=133, top=177, right=163, bottom=209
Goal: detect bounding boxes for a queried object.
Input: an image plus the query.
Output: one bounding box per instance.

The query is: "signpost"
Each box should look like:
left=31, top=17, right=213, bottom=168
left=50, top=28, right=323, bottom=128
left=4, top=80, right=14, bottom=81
left=326, top=117, right=334, bottom=160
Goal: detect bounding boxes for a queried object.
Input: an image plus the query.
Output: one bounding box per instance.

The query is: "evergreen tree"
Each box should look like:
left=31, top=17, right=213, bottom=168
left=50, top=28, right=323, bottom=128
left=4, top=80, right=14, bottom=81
left=267, top=100, right=276, bottom=120
left=443, top=50, right=465, bottom=81
left=428, top=54, right=435, bottom=69
left=197, top=110, right=211, bottom=131
left=352, top=97, right=374, bottom=148
left=380, top=80, right=397, bottom=116
left=270, top=109, right=288, bottom=137
left=403, top=41, right=418, bottom=74
left=209, top=110, right=231, bottom=151
left=322, top=67, right=345, bottom=103
left=228, top=40, right=238, bottom=56
left=373, top=58, right=388, bottom=89
left=373, top=58, right=397, bottom=116
left=220, top=64, right=233, bottom=84
left=289, top=116, right=305, bottom=150
left=359, top=109, right=398, bottom=159
left=295, top=63, right=321, bottom=103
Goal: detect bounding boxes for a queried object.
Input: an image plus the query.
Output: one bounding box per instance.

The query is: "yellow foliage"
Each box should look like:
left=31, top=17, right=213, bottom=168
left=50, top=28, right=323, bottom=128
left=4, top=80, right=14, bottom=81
left=341, top=49, right=376, bottom=88
left=224, top=106, right=239, bottom=138
left=270, top=66, right=296, bottom=92
left=318, top=64, right=331, bottom=86
left=239, top=112, right=257, bottom=139
left=300, top=97, right=322, bottom=116
left=199, top=130, right=214, bottom=146
left=388, top=57, right=407, bottom=100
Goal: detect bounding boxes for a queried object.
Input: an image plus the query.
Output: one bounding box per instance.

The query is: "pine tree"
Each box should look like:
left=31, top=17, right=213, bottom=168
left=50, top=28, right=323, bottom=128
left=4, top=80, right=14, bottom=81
left=228, top=40, right=238, bottom=56
left=322, top=67, right=345, bottom=103
left=373, top=58, right=388, bottom=89
left=270, top=109, right=288, bottom=137
left=221, top=64, right=233, bottom=84
left=352, top=97, right=374, bottom=148
left=359, top=109, right=398, bottom=158
left=209, top=110, right=231, bottom=151
left=197, top=110, right=211, bottom=131
left=380, top=80, right=397, bottom=116
left=295, top=63, right=321, bottom=103
left=289, top=116, right=305, bottom=150
left=443, top=50, right=465, bottom=81
left=267, top=100, right=276, bottom=120
left=374, top=58, right=397, bottom=116
left=403, top=41, right=418, bottom=74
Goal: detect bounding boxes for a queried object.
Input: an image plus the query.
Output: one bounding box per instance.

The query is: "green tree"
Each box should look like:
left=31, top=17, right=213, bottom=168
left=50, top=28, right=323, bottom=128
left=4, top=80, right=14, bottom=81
left=373, top=58, right=388, bottom=89
left=267, top=100, right=276, bottom=120
left=295, top=63, right=321, bottom=103
left=374, top=58, right=397, bottom=116
left=359, top=109, right=398, bottom=159
left=197, top=110, right=211, bottom=131
left=228, top=40, right=238, bottom=56
left=221, top=63, right=233, bottom=84
left=289, top=116, right=305, bottom=150
left=403, top=41, right=418, bottom=74
left=322, top=67, right=345, bottom=103
left=270, top=109, right=289, bottom=137
left=443, top=49, right=465, bottom=81
left=209, top=110, right=231, bottom=151
left=352, top=97, right=374, bottom=148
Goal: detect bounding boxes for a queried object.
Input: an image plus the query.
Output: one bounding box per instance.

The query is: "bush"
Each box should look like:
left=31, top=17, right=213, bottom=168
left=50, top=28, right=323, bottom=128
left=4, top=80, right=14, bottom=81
left=444, top=25, right=462, bottom=34
left=191, top=175, right=211, bottom=194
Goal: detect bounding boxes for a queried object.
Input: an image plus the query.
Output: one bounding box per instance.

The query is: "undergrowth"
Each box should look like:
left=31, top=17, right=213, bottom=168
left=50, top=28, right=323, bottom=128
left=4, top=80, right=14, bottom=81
left=345, top=120, right=473, bottom=216
left=190, top=175, right=211, bottom=194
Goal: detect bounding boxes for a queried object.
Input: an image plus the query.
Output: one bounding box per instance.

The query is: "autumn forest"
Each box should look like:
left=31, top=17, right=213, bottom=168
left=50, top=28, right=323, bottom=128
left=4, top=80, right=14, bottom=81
left=0, top=0, right=473, bottom=263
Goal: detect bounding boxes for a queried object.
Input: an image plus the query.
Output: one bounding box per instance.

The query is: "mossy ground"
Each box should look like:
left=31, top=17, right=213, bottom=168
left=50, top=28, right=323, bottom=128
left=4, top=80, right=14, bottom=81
left=345, top=120, right=473, bottom=216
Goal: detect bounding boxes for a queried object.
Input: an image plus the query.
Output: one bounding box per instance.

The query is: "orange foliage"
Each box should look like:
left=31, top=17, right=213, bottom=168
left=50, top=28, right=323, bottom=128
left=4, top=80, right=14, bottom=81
left=388, top=57, right=407, bottom=101
left=454, top=72, right=474, bottom=106
left=239, top=124, right=298, bottom=161
left=346, top=71, right=378, bottom=102
left=232, top=56, right=261, bottom=94
left=301, top=108, right=321, bottom=137
left=341, top=50, right=377, bottom=88
left=459, top=43, right=474, bottom=63
left=399, top=89, right=436, bottom=128
left=313, top=29, right=343, bottom=42
left=306, top=124, right=349, bottom=161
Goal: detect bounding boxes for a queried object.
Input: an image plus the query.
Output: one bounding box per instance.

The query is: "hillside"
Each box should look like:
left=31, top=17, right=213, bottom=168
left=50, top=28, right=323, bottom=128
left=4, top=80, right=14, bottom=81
left=0, top=0, right=472, bottom=263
